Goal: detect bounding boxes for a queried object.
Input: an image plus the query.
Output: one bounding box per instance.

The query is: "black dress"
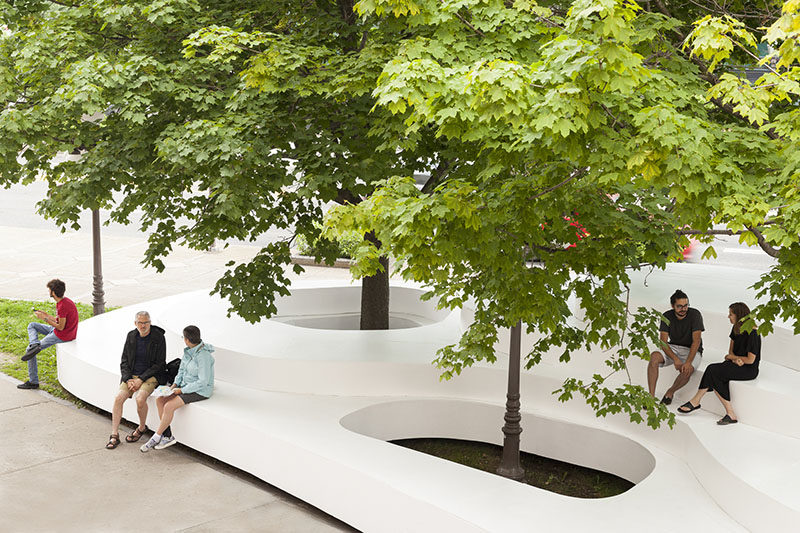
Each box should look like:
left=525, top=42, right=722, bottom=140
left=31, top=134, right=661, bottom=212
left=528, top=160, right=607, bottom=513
left=698, top=327, right=761, bottom=401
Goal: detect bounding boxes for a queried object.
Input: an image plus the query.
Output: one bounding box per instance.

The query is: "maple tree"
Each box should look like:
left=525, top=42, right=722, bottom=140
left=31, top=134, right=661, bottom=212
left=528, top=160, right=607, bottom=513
left=329, top=0, right=800, bottom=427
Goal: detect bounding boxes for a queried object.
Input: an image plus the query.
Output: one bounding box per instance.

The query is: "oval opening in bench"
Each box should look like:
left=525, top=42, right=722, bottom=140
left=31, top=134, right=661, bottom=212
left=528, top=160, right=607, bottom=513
left=341, top=399, right=656, bottom=486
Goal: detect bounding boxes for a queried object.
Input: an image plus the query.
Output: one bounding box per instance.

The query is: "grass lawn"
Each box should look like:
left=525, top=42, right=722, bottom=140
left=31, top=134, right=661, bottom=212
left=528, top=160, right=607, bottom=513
left=393, top=438, right=633, bottom=498
left=0, top=298, right=99, bottom=403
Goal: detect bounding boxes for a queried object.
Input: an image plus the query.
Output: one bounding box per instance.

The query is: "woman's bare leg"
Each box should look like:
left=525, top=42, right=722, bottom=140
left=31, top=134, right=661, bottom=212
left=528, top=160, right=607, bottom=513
left=156, top=395, right=185, bottom=435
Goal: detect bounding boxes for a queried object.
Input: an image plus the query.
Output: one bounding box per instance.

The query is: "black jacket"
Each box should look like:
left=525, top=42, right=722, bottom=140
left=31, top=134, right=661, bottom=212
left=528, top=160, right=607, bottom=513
left=120, top=325, right=167, bottom=385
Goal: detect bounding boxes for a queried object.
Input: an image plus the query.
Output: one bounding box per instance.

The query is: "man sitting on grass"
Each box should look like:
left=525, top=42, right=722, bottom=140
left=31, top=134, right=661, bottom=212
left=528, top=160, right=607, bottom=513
left=18, top=279, right=79, bottom=390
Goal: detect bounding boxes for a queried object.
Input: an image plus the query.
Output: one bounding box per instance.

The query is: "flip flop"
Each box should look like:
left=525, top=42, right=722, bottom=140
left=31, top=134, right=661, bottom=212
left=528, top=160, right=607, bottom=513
left=126, top=425, right=148, bottom=443
left=717, top=414, right=738, bottom=425
left=660, top=395, right=672, bottom=405
left=677, top=401, right=701, bottom=414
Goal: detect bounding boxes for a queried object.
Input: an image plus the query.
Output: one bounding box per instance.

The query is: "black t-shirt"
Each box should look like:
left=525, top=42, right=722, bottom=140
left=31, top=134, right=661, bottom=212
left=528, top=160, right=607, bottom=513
left=132, top=334, right=151, bottom=376
left=730, top=326, right=761, bottom=368
left=659, top=308, right=704, bottom=353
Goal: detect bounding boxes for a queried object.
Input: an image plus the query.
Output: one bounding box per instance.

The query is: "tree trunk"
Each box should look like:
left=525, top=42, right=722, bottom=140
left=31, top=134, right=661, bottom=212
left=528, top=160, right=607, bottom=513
left=360, top=231, right=390, bottom=330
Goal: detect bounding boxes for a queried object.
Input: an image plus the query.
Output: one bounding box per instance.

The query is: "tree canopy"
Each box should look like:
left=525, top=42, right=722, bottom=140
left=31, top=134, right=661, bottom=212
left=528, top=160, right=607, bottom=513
left=1, top=0, right=798, bottom=427
left=328, top=0, right=800, bottom=427
left=0, top=0, right=453, bottom=326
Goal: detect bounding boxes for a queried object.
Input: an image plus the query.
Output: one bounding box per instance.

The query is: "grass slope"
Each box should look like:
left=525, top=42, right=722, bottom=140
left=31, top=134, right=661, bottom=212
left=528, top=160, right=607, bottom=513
left=1, top=298, right=97, bottom=402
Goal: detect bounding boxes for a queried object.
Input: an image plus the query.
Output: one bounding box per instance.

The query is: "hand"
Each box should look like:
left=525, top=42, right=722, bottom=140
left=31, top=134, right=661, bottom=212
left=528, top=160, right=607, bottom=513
left=131, top=378, right=143, bottom=391
left=34, top=310, right=46, bottom=320
left=735, top=358, right=744, bottom=367
left=673, top=359, right=682, bottom=371
left=126, top=380, right=135, bottom=392
left=173, top=387, right=182, bottom=395
left=680, top=361, right=694, bottom=375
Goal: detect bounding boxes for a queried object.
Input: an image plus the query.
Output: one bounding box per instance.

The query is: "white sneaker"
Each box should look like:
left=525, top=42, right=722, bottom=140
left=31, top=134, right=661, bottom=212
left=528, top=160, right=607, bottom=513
left=140, top=436, right=160, bottom=453
left=155, top=435, right=177, bottom=450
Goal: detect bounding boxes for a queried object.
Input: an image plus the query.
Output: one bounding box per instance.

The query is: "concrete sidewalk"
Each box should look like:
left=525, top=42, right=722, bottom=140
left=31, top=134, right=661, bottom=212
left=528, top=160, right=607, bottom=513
left=0, top=225, right=353, bottom=306
left=0, top=223, right=358, bottom=532
left=0, top=374, right=352, bottom=533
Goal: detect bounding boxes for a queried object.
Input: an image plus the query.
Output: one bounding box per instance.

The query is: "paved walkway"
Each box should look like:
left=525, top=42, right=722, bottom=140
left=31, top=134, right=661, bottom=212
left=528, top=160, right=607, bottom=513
left=0, top=225, right=352, bottom=306
left=0, top=374, right=353, bottom=533
left=0, top=224, right=356, bottom=532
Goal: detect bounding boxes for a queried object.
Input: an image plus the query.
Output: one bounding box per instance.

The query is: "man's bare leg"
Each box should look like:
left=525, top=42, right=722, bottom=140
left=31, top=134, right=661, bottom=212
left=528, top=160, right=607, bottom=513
left=665, top=367, right=694, bottom=399
left=647, top=352, right=664, bottom=397
left=134, top=389, right=152, bottom=431
left=111, top=390, right=128, bottom=436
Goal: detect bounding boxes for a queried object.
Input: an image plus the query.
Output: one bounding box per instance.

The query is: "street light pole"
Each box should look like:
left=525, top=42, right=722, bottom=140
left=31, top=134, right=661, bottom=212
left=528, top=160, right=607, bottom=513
left=497, top=320, right=525, bottom=481
left=91, top=208, right=106, bottom=315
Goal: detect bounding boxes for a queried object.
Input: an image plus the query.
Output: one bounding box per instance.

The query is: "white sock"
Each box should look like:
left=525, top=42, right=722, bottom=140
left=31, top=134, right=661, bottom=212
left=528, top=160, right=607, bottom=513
left=153, top=433, right=162, bottom=442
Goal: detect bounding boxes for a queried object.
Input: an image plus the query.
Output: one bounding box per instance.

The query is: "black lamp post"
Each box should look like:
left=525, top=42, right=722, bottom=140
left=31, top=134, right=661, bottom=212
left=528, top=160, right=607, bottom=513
left=497, top=320, right=524, bottom=481
left=91, top=208, right=106, bottom=315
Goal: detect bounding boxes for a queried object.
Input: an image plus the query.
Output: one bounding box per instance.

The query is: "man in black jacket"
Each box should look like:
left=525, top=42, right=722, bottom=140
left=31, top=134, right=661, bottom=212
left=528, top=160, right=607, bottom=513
left=105, top=311, right=166, bottom=449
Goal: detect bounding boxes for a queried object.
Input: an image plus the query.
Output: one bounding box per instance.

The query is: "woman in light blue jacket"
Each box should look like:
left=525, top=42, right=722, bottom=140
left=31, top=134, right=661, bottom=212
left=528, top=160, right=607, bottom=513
left=141, top=325, right=215, bottom=452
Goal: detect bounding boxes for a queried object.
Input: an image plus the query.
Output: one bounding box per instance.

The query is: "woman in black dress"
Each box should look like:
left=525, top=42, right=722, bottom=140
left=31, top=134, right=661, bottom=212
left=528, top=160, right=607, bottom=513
left=677, top=302, right=761, bottom=425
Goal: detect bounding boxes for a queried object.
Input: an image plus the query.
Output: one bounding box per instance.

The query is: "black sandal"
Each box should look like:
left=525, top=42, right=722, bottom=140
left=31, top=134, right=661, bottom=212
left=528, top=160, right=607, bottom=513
left=106, top=434, right=121, bottom=449
left=125, top=425, right=147, bottom=443
left=717, top=414, right=738, bottom=425
left=677, top=401, right=701, bottom=414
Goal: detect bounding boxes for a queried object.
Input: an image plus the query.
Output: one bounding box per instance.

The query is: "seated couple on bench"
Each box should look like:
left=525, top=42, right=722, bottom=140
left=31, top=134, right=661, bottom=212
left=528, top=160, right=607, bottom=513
left=648, top=290, right=761, bottom=426
left=105, top=312, right=215, bottom=451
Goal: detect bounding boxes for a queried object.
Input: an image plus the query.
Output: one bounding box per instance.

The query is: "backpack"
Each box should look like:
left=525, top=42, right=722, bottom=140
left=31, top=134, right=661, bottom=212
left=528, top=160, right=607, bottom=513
left=163, top=358, right=181, bottom=385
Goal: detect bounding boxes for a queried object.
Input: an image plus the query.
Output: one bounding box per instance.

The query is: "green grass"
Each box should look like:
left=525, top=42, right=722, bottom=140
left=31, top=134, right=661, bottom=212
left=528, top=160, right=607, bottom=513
left=393, top=438, right=634, bottom=498
left=0, top=298, right=104, bottom=403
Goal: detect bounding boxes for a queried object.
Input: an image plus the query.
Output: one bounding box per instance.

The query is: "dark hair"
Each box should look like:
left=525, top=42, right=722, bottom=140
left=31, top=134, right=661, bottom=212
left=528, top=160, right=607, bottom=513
left=47, top=279, right=66, bottom=298
left=729, top=302, right=751, bottom=335
left=183, top=325, right=202, bottom=345
left=670, top=289, right=688, bottom=306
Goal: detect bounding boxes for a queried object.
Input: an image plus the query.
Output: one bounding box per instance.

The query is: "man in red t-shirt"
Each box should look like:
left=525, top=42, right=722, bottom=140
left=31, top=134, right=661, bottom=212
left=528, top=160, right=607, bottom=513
left=18, top=279, right=79, bottom=390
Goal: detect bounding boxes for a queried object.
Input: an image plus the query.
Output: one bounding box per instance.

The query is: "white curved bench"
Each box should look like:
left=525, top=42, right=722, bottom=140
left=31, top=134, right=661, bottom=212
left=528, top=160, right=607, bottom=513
left=56, top=275, right=799, bottom=532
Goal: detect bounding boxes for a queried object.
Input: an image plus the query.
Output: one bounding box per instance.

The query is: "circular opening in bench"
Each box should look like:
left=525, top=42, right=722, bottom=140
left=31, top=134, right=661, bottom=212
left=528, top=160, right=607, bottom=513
left=269, top=285, right=451, bottom=330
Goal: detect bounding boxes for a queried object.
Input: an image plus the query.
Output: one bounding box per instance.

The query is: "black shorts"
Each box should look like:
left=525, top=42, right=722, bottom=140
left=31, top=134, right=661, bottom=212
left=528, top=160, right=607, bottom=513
left=179, top=392, right=209, bottom=404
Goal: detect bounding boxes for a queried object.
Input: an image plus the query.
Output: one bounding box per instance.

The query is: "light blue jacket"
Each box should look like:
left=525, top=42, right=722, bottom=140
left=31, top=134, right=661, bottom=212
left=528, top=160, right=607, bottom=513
left=175, top=342, right=215, bottom=397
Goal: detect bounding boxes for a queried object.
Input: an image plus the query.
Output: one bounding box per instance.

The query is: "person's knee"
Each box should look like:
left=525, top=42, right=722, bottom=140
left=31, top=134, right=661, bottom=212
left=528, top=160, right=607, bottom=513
left=649, top=352, right=663, bottom=366
left=113, top=392, right=128, bottom=406
left=135, top=395, right=148, bottom=409
left=165, top=400, right=182, bottom=414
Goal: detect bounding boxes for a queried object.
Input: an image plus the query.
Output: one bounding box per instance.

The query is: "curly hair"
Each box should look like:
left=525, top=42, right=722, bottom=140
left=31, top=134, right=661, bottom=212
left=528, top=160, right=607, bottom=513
left=46, top=279, right=66, bottom=298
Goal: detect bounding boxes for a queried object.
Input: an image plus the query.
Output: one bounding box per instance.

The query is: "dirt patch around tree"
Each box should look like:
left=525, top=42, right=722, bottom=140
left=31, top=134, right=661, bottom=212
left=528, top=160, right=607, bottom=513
left=392, top=438, right=633, bottom=498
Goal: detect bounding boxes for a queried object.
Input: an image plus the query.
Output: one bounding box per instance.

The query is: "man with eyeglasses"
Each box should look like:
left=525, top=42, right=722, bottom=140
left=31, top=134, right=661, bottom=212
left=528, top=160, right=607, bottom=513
left=105, top=311, right=166, bottom=450
left=647, top=289, right=704, bottom=405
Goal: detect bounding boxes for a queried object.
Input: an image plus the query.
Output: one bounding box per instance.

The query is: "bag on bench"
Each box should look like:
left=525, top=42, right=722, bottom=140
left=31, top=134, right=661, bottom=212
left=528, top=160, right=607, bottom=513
left=163, top=358, right=181, bottom=385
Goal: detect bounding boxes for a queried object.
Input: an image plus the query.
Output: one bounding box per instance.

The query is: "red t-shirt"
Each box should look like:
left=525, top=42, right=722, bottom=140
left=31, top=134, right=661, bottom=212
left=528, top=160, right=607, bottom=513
left=54, top=297, right=79, bottom=341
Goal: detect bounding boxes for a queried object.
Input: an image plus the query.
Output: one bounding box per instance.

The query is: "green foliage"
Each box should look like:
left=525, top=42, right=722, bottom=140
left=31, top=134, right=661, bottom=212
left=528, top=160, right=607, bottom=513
left=329, top=0, right=799, bottom=430
left=295, top=225, right=363, bottom=260
left=0, top=0, right=441, bottom=323
left=0, top=298, right=96, bottom=402
left=3, top=0, right=800, bottom=431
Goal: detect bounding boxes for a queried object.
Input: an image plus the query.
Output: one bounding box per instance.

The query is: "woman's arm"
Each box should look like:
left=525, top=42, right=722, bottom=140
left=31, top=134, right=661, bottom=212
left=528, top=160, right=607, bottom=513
left=724, top=340, right=737, bottom=361
left=740, top=351, right=757, bottom=365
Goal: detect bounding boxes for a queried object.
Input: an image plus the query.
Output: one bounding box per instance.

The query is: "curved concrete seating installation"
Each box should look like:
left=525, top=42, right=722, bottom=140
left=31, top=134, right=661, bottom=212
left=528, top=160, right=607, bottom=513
left=57, top=269, right=799, bottom=532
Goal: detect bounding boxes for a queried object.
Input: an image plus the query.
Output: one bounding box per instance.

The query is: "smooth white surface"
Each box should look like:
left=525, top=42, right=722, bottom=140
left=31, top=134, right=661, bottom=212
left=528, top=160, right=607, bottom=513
left=57, top=270, right=800, bottom=532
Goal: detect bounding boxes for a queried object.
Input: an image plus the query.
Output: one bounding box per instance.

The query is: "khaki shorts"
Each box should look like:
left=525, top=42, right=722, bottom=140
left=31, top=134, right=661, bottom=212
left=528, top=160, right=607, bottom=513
left=658, top=344, right=702, bottom=370
left=119, top=376, right=158, bottom=398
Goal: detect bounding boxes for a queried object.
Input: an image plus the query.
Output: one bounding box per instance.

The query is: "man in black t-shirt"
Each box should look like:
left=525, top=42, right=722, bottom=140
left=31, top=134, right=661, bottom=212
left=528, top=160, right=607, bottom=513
left=647, top=289, right=704, bottom=405
left=104, top=311, right=166, bottom=449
